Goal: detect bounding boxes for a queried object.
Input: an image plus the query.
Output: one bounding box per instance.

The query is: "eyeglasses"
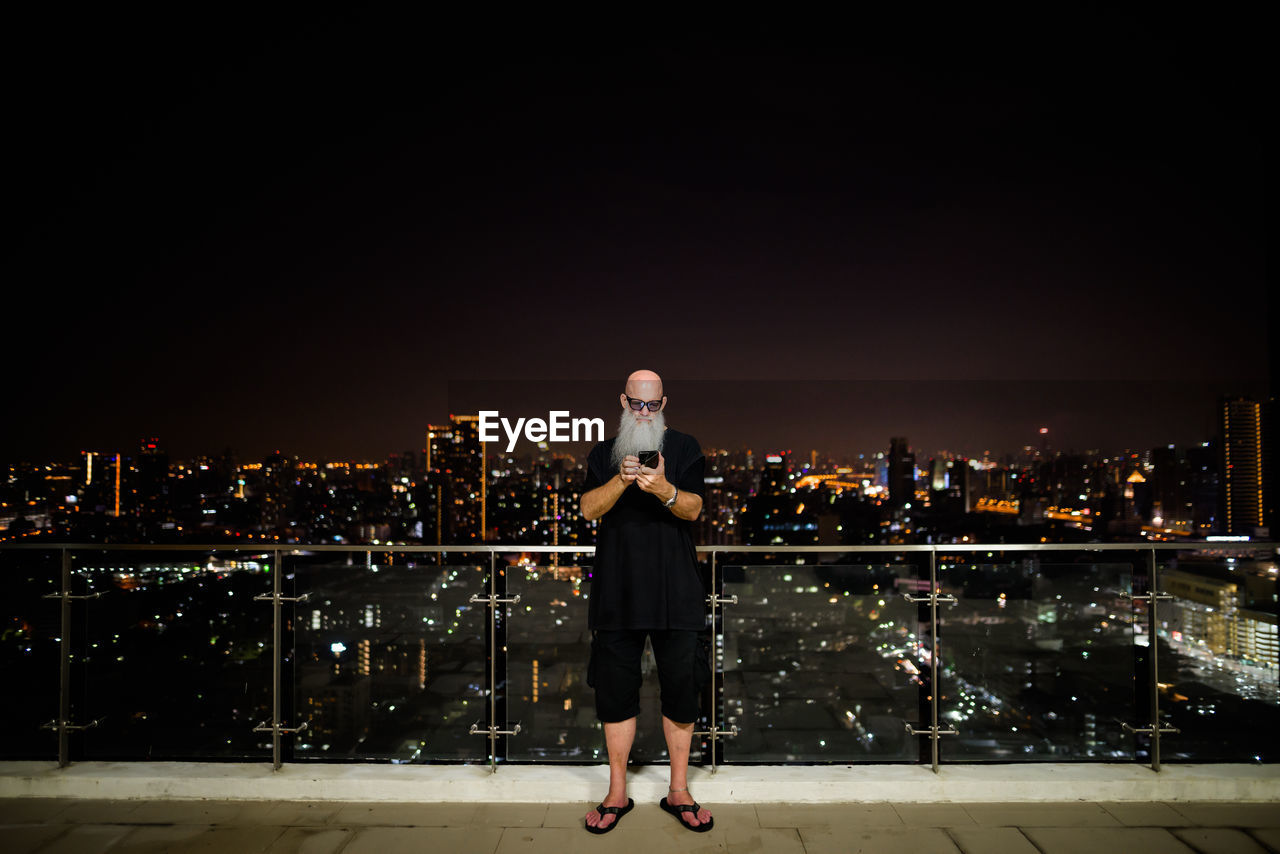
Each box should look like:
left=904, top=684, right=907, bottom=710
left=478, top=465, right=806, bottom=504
left=625, top=394, right=664, bottom=412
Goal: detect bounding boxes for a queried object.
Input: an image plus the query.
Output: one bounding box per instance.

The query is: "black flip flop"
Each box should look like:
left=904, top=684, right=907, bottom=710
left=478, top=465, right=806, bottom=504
left=585, top=797, right=634, bottom=834
left=660, top=796, right=714, bottom=833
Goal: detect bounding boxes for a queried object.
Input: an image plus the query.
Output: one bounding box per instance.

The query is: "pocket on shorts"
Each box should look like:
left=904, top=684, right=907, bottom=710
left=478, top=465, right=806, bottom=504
left=586, top=631, right=599, bottom=689
left=694, top=632, right=712, bottom=691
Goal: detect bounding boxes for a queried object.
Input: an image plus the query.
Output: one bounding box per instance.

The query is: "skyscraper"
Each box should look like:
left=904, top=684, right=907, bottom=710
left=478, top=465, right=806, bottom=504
left=947, top=457, right=971, bottom=513
left=1264, top=395, right=1277, bottom=537
left=1221, top=397, right=1264, bottom=536
left=424, top=415, right=486, bottom=543
left=744, top=451, right=818, bottom=544
left=135, top=437, right=170, bottom=529
left=887, top=437, right=915, bottom=511
left=761, top=451, right=790, bottom=497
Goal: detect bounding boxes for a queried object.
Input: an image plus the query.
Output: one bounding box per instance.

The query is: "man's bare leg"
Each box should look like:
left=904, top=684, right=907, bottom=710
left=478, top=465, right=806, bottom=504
left=584, top=718, right=636, bottom=830
left=662, top=715, right=712, bottom=827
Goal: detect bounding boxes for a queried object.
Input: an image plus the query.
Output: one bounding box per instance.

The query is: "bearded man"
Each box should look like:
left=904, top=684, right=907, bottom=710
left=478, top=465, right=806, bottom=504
left=579, top=369, right=713, bottom=835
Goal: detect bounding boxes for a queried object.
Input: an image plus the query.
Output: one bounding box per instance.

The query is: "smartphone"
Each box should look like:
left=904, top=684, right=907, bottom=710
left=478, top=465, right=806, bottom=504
left=639, top=450, right=660, bottom=469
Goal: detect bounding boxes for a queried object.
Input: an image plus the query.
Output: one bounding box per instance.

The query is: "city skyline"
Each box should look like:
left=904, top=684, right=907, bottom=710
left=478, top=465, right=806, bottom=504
left=1, top=378, right=1265, bottom=465
left=4, top=390, right=1268, bottom=548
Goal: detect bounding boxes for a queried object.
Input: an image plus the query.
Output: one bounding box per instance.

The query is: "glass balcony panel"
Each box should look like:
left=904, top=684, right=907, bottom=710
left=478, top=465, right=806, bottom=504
left=290, top=551, right=488, bottom=763
left=504, top=559, right=695, bottom=762
left=936, top=552, right=1138, bottom=761
left=722, top=562, right=924, bottom=762
left=0, top=549, right=61, bottom=759
left=75, top=549, right=274, bottom=760
left=1155, top=548, right=1278, bottom=762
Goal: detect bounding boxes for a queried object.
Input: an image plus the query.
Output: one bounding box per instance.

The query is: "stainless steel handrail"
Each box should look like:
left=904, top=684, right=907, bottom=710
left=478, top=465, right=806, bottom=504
left=3, top=541, right=1275, bottom=552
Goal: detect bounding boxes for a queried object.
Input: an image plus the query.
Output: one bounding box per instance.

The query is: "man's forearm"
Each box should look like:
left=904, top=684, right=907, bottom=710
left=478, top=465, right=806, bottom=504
left=667, top=488, right=702, bottom=522
left=581, top=474, right=629, bottom=521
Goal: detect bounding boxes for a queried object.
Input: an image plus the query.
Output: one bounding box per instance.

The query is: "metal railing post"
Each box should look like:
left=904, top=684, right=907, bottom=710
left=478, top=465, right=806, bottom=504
left=489, top=551, right=498, bottom=772
left=1148, top=547, right=1177, bottom=771
left=1120, top=547, right=1177, bottom=770
left=696, top=548, right=739, bottom=771
left=252, top=547, right=308, bottom=770
left=903, top=546, right=957, bottom=772
left=57, top=547, right=70, bottom=767
left=709, top=549, right=718, bottom=772
left=271, top=547, right=281, bottom=769
left=469, top=549, right=521, bottom=771
left=40, top=546, right=102, bottom=766
left=929, top=547, right=941, bottom=772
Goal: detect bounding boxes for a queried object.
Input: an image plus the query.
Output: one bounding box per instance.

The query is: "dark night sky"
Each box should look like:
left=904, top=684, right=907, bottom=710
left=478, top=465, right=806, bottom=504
left=5, top=10, right=1270, bottom=462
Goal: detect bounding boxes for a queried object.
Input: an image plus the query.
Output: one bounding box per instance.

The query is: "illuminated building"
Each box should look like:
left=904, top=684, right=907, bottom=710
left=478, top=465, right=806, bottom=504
left=1221, top=397, right=1264, bottom=536
left=1238, top=609, right=1279, bottom=666
left=744, top=451, right=818, bottom=544
left=1148, top=444, right=1220, bottom=536
left=947, top=457, right=971, bottom=513
left=1162, top=568, right=1240, bottom=655
left=930, top=458, right=948, bottom=493
left=927, top=457, right=971, bottom=514
left=357, top=639, right=371, bottom=676
left=425, top=415, right=486, bottom=543
left=300, top=668, right=372, bottom=747
left=135, top=437, right=171, bottom=530
left=1159, top=561, right=1279, bottom=670
left=1266, top=395, right=1278, bottom=537
left=887, top=437, right=915, bottom=511
left=761, top=451, right=789, bottom=497
left=697, top=448, right=743, bottom=546
left=1123, top=468, right=1149, bottom=522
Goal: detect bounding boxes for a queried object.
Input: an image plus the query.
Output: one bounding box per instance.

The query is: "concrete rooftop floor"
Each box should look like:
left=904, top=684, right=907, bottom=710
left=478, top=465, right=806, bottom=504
left=4, top=760, right=1280, bottom=853
left=4, top=798, right=1280, bottom=854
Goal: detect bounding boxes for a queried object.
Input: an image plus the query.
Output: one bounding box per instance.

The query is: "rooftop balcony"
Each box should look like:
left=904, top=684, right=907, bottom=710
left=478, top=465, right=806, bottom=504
left=2, top=543, right=1277, bottom=852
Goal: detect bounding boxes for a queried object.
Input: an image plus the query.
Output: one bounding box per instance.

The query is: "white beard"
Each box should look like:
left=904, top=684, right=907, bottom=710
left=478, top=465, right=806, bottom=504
left=611, top=410, right=667, bottom=468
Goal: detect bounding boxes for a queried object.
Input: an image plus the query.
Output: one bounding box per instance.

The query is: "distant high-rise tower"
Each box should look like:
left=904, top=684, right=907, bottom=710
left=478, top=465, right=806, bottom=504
left=425, top=415, right=486, bottom=543
left=136, top=437, right=170, bottom=528
left=1264, top=395, right=1277, bottom=537
left=761, top=452, right=789, bottom=497
left=887, top=437, right=915, bottom=510
left=1221, top=397, right=1264, bottom=535
left=948, top=458, right=971, bottom=513
left=1186, top=441, right=1220, bottom=535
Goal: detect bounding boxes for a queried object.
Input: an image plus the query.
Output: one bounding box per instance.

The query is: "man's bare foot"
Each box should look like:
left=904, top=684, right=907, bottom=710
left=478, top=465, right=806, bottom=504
left=585, top=793, right=630, bottom=831
left=666, top=787, right=712, bottom=828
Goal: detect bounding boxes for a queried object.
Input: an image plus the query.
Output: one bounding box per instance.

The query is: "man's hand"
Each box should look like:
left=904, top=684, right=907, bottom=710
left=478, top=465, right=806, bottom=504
left=619, top=454, right=640, bottom=484
left=582, top=455, right=638, bottom=522
left=636, top=452, right=673, bottom=502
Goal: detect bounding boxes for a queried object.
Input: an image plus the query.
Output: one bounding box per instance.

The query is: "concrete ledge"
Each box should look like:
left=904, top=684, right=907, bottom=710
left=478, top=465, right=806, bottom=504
left=2, top=761, right=1277, bottom=804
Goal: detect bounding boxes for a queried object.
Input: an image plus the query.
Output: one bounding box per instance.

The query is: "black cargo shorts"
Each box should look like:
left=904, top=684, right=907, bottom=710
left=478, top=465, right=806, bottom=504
left=587, top=628, right=709, bottom=724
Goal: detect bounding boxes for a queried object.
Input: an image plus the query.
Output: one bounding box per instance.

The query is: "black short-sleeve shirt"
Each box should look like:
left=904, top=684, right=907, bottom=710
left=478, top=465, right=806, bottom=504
left=582, top=428, right=706, bottom=631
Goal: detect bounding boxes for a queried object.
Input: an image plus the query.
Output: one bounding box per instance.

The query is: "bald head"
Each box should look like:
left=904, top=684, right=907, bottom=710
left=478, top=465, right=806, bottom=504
left=625, top=369, right=663, bottom=399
